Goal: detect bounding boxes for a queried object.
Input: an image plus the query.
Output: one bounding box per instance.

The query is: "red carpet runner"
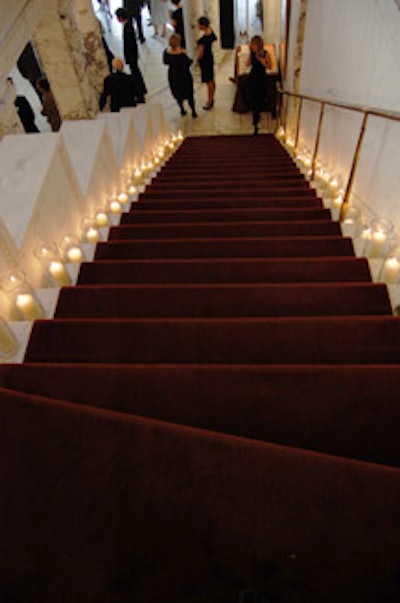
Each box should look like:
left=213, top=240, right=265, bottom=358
left=1, top=134, right=399, bottom=602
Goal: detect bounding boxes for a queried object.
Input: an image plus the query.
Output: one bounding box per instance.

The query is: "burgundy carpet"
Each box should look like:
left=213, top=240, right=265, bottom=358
left=1, top=134, right=399, bottom=603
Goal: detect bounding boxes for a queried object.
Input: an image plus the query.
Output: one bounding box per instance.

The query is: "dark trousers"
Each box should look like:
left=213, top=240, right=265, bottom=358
left=177, top=91, right=196, bottom=114
left=132, top=9, right=145, bottom=42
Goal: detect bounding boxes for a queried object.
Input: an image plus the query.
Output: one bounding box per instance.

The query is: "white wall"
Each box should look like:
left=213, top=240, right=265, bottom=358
left=300, top=0, right=400, bottom=111
left=286, top=0, right=400, bottom=228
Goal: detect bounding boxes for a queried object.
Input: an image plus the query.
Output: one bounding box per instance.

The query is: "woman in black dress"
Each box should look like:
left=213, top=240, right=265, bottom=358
left=197, top=16, right=217, bottom=110
left=163, top=33, right=197, bottom=118
left=170, top=0, right=185, bottom=48
left=247, top=35, right=271, bottom=135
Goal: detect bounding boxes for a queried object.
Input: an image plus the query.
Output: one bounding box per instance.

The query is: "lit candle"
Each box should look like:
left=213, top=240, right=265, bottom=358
left=117, top=192, right=128, bottom=203
left=16, top=293, right=44, bottom=320
left=66, top=246, right=83, bottom=263
left=95, top=211, right=109, bottom=227
left=332, top=194, right=343, bottom=209
left=381, top=257, right=400, bottom=284
left=110, top=200, right=122, bottom=214
left=367, top=230, right=387, bottom=257
left=86, top=227, right=100, bottom=243
left=361, top=227, right=371, bottom=241
left=49, top=261, right=71, bottom=286
left=133, top=168, right=142, bottom=183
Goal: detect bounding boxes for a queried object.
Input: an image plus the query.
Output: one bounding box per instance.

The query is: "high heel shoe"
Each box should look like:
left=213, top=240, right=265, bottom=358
left=203, top=101, right=214, bottom=110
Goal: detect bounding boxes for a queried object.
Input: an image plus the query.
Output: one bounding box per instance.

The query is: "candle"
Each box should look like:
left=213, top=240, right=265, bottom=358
left=16, top=293, right=44, bottom=320
left=95, top=211, right=109, bottom=227
left=117, top=192, right=128, bottom=204
left=367, top=230, right=387, bottom=257
left=366, top=219, right=393, bottom=257
left=49, top=261, right=71, bottom=286
left=110, top=200, right=122, bottom=214
left=0, top=318, right=18, bottom=358
left=66, top=246, right=83, bottom=263
left=86, top=227, right=100, bottom=243
left=332, top=194, right=343, bottom=210
left=133, top=168, right=142, bottom=183
left=381, top=257, right=400, bottom=284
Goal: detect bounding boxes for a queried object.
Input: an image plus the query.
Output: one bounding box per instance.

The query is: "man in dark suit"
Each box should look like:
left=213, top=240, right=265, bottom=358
left=115, top=7, right=147, bottom=102
left=99, top=58, right=139, bottom=112
left=123, top=0, right=145, bottom=43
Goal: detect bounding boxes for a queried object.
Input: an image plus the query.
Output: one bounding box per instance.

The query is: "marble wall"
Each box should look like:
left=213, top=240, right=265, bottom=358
left=0, top=0, right=108, bottom=136
left=33, top=0, right=103, bottom=121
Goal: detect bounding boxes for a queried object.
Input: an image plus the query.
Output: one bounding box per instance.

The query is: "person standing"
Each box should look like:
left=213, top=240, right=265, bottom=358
left=197, top=16, right=217, bottom=110
left=99, top=58, right=139, bottom=112
left=36, top=78, right=61, bottom=132
left=15, top=96, right=40, bottom=133
left=17, top=41, right=43, bottom=101
left=170, top=0, right=186, bottom=48
left=247, top=35, right=271, bottom=135
left=115, top=7, right=147, bottom=102
left=163, top=33, right=197, bottom=118
left=123, top=0, right=146, bottom=43
left=151, top=0, right=168, bottom=37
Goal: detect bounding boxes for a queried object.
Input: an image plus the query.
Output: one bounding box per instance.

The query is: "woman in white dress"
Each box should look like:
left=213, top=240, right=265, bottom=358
left=151, top=0, right=169, bottom=36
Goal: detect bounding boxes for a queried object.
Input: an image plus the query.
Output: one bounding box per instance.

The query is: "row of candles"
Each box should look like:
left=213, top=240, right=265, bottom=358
left=277, top=127, right=400, bottom=284
left=0, top=130, right=184, bottom=358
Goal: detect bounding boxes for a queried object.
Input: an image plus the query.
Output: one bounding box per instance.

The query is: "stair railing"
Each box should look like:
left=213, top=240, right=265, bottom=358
left=277, top=89, right=400, bottom=223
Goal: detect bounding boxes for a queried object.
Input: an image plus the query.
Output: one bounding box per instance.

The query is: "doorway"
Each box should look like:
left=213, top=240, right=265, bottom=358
left=235, top=0, right=263, bottom=37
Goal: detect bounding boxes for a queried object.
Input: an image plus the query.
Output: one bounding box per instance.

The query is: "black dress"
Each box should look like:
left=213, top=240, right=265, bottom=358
left=122, top=20, right=147, bottom=101
left=171, top=7, right=185, bottom=48
left=197, top=31, right=217, bottom=83
left=15, top=96, right=39, bottom=133
left=247, top=49, right=268, bottom=126
left=163, top=50, right=194, bottom=103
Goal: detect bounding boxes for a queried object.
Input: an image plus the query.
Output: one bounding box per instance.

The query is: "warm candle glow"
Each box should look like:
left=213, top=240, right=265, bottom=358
left=361, top=227, right=371, bottom=240
left=382, top=257, right=400, bottom=284
left=86, top=227, right=100, bottom=243
left=329, top=177, right=339, bottom=191
left=95, top=211, right=109, bottom=227
left=110, top=200, right=122, bottom=214
left=66, top=246, right=83, bottom=263
left=117, top=192, right=128, bottom=203
left=332, top=194, right=343, bottom=209
left=16, top=293, right=44, bottom=320
left=49, top=261, right=71, bottom=286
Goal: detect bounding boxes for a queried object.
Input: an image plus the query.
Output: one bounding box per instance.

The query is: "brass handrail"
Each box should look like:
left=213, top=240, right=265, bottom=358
left=278, top=88, right=400, bottom=222
left=280, top=89, right=400, bottom=123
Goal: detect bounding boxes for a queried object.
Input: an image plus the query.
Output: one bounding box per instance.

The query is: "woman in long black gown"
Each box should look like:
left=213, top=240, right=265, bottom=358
left=247, top=35, right=271, bottom=135
left=163, top=33, right=197, bottom=118
left=197, top=16, right=217, bottom=110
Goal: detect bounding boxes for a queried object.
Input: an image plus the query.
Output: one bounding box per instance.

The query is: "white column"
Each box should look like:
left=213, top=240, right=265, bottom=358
left=0, top=0, right=48, bottom=138
left=262, top=0, right=282, bottom=47
left=33, top=0, right=98, bottom=121
left=203, top=0, right=224, bottom=64
left=72, top=0, right=110, bottom=96
left=182, top=0, right=204, bottom=62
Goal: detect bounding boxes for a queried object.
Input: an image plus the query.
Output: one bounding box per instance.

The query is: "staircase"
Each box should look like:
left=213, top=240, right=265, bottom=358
left=1, top=134, right=399, bottom=602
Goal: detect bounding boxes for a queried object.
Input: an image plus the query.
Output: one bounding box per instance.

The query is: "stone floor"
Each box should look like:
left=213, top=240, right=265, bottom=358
left=10, top=1, right=275, bottom=138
